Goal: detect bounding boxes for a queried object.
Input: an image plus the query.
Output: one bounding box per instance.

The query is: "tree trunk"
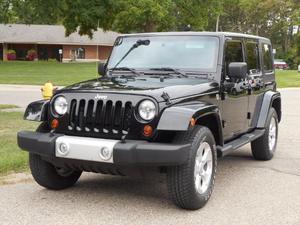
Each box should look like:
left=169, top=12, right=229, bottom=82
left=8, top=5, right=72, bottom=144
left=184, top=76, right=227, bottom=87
left=144, top=21, right=156, bottom=32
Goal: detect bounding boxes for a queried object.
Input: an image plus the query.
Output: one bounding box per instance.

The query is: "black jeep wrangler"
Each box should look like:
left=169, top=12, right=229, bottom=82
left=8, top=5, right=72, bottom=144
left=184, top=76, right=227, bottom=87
left=18, top=32, right=281, bottom=210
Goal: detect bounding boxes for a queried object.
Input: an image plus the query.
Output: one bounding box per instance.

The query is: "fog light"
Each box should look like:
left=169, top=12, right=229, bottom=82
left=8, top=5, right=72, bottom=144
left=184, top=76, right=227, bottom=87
left=99, top=147, right=112, bottom=161
left=58, top=143, right=69, bottom=155
left=143, top=125, right=153, bottom=137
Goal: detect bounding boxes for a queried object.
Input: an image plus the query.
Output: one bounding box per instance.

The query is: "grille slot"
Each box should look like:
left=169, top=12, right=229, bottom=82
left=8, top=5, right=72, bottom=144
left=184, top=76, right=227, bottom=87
left=67, top=99, right=133, bottom=135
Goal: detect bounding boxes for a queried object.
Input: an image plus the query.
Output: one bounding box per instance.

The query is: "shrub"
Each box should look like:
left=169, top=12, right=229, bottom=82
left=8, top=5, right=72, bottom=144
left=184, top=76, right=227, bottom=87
left=7, top=49, right=16, bottom=60
left=26, top=49, right=37, bottom=61
left=48, top=58, right=58, bottom=62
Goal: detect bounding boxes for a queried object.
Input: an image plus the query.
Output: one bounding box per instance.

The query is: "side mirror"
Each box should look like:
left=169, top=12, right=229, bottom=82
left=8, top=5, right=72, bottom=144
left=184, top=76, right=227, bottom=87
left=98, top=62, right=107, bottom=76
left=228, top=62, right=247, bottom=80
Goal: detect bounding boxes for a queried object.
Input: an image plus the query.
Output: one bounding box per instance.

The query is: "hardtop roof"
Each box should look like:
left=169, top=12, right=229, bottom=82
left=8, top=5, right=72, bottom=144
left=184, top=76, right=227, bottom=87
left=119, top=31, right=271, bottom=43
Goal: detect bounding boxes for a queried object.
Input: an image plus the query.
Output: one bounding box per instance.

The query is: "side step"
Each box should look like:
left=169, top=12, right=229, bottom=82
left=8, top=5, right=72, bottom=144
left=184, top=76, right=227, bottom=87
left=217, top=129, right=265, bottom=157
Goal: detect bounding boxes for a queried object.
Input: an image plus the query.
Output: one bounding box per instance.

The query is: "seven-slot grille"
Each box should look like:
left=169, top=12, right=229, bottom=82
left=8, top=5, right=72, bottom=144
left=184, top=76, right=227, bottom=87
left=67, top=99, right=133, bottom=135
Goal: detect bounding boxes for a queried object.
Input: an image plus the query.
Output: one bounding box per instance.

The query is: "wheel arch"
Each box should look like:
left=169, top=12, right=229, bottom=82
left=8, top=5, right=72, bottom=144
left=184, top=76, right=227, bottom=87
left=195, top=112, right=223, bottom=146
left=256, top=91, right=281, bottom=128
left=157, top=101, right=223, bottom=146
left=24, top=100, right=49, bottom=122
left=271, top=96, right=281, bottom=122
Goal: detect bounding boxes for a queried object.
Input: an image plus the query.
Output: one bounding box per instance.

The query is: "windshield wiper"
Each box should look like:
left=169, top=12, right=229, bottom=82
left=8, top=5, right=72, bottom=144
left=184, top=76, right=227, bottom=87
left=149, top=67, right=188, bottom=77
left=108, top=67, right=141, bottom=76
left=111, top=39, right=150, bottom=70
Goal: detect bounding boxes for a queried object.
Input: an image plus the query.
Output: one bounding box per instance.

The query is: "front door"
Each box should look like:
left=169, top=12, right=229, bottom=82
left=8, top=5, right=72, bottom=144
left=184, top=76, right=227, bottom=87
left=221, top=39, right=249, bottom=141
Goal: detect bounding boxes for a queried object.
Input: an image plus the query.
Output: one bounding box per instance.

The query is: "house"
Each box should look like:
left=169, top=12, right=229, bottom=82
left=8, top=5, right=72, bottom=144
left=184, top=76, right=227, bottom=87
left=0, top=24, right=119, bottom=62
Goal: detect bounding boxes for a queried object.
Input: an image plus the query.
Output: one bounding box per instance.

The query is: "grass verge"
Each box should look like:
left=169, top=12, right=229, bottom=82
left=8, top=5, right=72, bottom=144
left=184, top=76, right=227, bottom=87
left=0, top=109, right=37, bottom=176
left=0, top=104, right=19, bottom=110
left=0, top=61, right=98, bottom=86
left=276, top=70, right=300, bottom=88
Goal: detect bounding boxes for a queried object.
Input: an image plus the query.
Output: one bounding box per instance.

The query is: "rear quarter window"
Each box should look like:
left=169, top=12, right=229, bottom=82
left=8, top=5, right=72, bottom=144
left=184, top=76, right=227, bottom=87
left=262, top=44, right=273, bottom=72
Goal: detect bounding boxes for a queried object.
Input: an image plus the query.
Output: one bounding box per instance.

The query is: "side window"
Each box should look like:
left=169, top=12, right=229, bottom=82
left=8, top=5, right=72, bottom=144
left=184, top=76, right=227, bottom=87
left=224, top=41, right=244, bottom=76
left=262, top=44, right=273, bottom=72
left=246, top=41, right=260, bottom=74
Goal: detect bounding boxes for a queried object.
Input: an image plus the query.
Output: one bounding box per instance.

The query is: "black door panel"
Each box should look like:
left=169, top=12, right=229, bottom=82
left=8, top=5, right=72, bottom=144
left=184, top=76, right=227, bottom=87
left=221, top=39, right=248, bottom=141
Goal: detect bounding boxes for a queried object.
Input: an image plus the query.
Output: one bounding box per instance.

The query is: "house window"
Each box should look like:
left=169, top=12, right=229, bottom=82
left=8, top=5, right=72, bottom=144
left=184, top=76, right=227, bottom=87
left=77, top=47, right=85, bottom=59
left=71, top=47, right=85, bottom=60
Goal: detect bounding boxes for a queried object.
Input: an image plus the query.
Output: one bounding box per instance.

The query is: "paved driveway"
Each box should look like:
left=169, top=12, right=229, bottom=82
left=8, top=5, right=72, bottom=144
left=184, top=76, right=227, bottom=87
left=0, top=87, right=299, bottom=225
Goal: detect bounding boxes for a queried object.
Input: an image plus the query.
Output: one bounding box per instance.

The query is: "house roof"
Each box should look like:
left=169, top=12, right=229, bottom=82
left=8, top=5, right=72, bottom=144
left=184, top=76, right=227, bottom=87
left=0, top=24, right=119, bottom=46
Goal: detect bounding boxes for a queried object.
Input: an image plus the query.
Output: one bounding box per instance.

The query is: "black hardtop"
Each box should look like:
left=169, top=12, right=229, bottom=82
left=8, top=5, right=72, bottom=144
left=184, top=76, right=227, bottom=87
left=119, top=31, right=271, bottom=43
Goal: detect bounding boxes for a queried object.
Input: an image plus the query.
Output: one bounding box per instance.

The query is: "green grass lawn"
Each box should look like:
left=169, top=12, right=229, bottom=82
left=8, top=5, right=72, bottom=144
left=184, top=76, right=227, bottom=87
left=0, top=61, right=98, bottom=86
left=275, top=70, right=300, bottom=88
left=0, top=110, right=37, bottom=175
left=0, top=61, right=299, bottom=87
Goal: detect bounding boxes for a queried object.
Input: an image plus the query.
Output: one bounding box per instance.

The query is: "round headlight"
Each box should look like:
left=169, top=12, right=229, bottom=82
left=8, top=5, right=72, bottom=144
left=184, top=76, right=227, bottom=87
left=53, top=96, right=68, bottom=115
left=138, top=100, right=156, bottom=121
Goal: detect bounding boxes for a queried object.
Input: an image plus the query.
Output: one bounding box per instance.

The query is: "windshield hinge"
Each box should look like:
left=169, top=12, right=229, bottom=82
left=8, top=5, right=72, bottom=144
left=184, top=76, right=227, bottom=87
left=161, top=92, right=172, bottom=105
left=208, top=73, right=215, bottom=80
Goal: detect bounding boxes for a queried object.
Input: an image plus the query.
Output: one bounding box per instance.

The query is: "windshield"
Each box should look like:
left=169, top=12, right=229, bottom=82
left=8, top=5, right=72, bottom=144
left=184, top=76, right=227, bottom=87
left=107, top=35, right=219, bottom=72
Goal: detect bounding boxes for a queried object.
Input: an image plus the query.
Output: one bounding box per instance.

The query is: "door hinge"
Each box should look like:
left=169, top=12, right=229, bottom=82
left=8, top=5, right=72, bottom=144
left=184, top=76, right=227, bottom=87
left=222, top=120, right=226, bottom=128
left=247, top=112, right=251, bottom=119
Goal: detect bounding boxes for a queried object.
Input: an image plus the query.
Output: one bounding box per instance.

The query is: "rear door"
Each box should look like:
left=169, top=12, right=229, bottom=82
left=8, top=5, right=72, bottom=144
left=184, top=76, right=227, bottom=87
left=244, top=39, right=262, bottom=129
left=247, top=41, right=275, bottom=129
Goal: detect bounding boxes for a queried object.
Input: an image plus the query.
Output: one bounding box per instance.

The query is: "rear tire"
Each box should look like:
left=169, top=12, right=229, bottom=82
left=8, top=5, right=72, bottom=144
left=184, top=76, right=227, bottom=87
left=167, top=126, right=217, bottom=210
left=29, top=153, right=82, bottom=190
left=251, top=107, right=278, bottom=160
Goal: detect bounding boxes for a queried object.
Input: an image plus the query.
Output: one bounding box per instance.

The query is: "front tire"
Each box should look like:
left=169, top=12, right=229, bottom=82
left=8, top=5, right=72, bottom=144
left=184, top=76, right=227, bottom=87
left=251, top=107, right=278, bottom=160
left=167, top=126, right=217, bottom=210
left=29, top=153, right=82, bottom=190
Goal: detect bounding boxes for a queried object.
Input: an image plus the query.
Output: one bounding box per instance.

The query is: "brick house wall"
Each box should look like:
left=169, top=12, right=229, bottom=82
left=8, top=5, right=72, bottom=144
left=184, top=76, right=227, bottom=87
left=62, top=45, right=113, bottom=62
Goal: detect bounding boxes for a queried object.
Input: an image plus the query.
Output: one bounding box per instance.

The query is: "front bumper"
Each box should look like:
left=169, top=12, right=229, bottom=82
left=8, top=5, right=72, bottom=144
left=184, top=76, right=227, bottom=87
left=17, top=131, right=191, bottom=166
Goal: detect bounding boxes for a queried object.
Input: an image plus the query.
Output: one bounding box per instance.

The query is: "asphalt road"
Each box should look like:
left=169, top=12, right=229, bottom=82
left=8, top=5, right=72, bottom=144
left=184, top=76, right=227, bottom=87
left=0, top=85, right=43, bottom=110
left=0, top=86, right=300, bottom=225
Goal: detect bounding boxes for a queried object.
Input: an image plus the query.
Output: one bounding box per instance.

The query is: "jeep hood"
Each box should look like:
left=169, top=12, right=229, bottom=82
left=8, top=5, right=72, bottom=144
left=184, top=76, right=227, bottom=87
left=58, top=77, right=219, bottom=102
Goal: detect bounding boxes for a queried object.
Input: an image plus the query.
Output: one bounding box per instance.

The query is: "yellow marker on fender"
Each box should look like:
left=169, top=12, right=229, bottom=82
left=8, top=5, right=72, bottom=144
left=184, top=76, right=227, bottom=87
left=190, top=118, right=196, bottom=126
left=41, top=81, right=55, bottom=100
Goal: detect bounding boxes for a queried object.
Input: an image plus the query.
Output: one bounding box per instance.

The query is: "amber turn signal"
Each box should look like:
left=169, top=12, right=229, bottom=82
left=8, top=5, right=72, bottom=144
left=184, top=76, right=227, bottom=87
left=51, top=119, right=59, bottom=129
left=190, top=118, right=196, bottom=126
left=143, top=125, right=153, bottom=137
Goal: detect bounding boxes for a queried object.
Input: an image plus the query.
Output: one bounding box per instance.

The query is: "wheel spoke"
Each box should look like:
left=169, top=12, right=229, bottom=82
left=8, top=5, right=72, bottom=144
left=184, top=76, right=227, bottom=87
left=268, top=116, right=277, bottom=151
left=194, top=141, right=213, bottom=194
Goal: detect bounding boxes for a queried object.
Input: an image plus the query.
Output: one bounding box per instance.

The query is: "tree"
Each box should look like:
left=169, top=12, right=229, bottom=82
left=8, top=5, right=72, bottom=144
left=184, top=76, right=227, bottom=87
left=10, top=0, right=63, bottom=25
left=218, top=0, right=300, bottom=55
left=62, top=0, right=119, bottom=37
left=0, top=0, right=15, bottom=23
left=175, top=0, right=222, bottom=31
left=112, top=0, right=175, bottom=33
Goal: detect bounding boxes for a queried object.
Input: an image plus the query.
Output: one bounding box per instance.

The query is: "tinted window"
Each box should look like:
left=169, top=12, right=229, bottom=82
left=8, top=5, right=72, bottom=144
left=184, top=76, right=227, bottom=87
left=224, top=41, right=244, bottom=75
left=225, top=41, right=244, bottom=63
left=262, top=44, right=273, bottom=71
left=246, top=42, right=260, bottom=74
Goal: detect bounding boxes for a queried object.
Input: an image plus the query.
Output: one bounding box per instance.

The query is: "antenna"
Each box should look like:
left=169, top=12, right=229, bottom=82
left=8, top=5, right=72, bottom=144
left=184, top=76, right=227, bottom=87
left=96, top=20, right=99, bottom=77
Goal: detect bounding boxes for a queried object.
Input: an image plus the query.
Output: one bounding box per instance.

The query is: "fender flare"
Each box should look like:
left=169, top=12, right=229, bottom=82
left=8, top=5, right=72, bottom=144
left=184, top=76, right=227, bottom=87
left=256, top=91, right=281, bottom=128
left=24, top=100, right=49, bottom=121
left=157, top=101, right=221, bottom=131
